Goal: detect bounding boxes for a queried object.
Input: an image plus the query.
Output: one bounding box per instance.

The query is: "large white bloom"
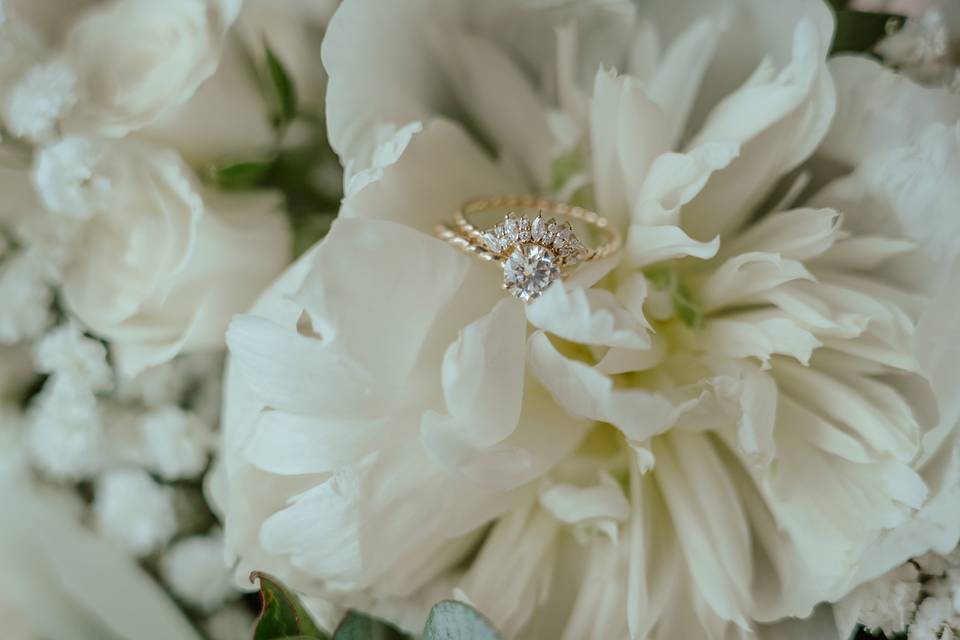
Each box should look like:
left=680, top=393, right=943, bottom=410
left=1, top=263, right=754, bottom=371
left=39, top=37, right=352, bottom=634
left=217, top=0, right=960, bottom=638
left=34, top=135, right=289, bottom=376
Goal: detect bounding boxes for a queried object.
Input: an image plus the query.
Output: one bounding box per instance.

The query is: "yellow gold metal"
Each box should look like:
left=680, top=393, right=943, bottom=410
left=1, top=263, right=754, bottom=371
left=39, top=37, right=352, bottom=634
left=435, top=195, right=621, bottom=262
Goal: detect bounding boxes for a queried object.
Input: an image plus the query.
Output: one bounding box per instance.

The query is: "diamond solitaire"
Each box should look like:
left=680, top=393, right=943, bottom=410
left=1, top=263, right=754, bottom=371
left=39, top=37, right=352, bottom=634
left=503, top=243, right=561, bottom=301
left=434, top=196, right=622, bottom=303
left=479, top=213, right=585, bottom=301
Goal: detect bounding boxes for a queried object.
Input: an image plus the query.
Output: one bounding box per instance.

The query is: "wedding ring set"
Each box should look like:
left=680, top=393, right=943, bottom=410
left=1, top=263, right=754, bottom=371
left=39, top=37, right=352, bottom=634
left=435, top=196, right=621, bottom=302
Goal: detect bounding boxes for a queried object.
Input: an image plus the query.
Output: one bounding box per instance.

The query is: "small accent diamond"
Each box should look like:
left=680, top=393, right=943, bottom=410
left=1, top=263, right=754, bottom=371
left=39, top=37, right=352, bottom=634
left=554, top=222, right=573, bottom=250
left=531, top=214, right=545, bottom=242
left=481, top=231, right=502, bottom=254
left=543, top=219, right=558, bottom=245
left=518, top=216, right=531, bottom=242
left=504, top=216, right=520, bottom=243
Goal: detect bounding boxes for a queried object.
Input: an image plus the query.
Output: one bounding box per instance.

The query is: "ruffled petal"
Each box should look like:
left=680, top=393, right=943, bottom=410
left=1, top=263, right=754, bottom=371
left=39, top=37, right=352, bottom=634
left=527, top=332, right=697, bottom=443
left=682, top=18, right=835, bottom=240
left=526, top=284, right=650, bottom=350
left=626, top=225, right=719, bottom=269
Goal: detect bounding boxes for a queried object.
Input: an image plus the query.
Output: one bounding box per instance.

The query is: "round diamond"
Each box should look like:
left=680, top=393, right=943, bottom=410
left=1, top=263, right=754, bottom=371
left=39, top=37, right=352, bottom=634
left=503, top=243, right=560, bottom=302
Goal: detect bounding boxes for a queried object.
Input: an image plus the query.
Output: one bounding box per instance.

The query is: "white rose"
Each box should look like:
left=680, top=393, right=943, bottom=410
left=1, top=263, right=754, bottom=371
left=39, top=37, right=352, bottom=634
left=141, top=0, right=338, bottom=164
left=33, top=135, right=290, bottom=377
left=218, top=1, right=960, bottom=639
left=59, top=0, right=241, bottom=137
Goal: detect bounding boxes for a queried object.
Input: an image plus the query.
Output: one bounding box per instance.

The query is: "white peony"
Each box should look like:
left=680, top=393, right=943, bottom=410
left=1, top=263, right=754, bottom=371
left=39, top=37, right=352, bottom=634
left=31, top=135, right=291, bottom=377
left=217, top=1, right=960, bottom=637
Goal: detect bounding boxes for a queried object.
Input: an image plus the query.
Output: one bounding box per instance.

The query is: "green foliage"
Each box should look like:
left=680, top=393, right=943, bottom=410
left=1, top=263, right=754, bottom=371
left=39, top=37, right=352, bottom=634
left=247, top=573, right=506, bottom=640
left=205, top=157, right=277, bottom=191
left=333, top=611, right=407, bottom=640
left=264, top=42, right=299, bottom=131
left=251, top=572, right=329, bottom=640
left=422, top=601, right=501, bottom=640
left=644, top=266, right=703, bottom=329
left=831, top=10, right=905, bottom=55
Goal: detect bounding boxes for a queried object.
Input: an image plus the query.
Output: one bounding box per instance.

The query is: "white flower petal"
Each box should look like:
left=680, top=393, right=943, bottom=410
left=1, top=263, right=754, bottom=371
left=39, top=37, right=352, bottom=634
left=718, top=208, right=843, bottom=262
left=340, top=119, right=521, bottom=232
left=631, top=142, right=740, bottom=226
left=0, top=480, right=201, bottom=640
left=527, top=332, right=695, bottom=443
left=811, top=236, right=917, bottom=272
left=526, top=284, right=650, bottom=350
left=652, top=432, right=752, bottom=627
left=228, top=218, right=469, bottom=416
left=456, top=501, right=559, bottom=639
left=697, top=311, right=822, bottom=367
left=590, top=68, right=631, bottom=228
left=62, top=0, right=238, bottom=135
left=819, top=55, right=960, bottom=168
left=613, top=77, right=671, bottom=216
left=774, top=358, right=921, bottom=463
left=595, top=338, right=667, bottom=376
left=245, top=410, right=385, bottom=475
left=699, top=252, right=813, bottom=311
left=420, top=299, right=536, bottom=490
left=625, top=225, right=719, bottom=269
left=539, top=472, right=629, bottom=530
left=646, top=17, right=722, bottom=148
left=682, top=19, right=835, bottom=239
left=294, top=218, right=470, bottom=394
left=227, top=314, right=375, bottom=418
left=433, top=32, right=552, bottom=189
left=427, top=298, right=528, bottom=449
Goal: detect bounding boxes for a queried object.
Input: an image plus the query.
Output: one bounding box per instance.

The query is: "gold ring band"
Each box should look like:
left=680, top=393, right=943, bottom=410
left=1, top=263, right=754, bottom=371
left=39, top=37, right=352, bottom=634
left=434, top=196, right=621, bottom=301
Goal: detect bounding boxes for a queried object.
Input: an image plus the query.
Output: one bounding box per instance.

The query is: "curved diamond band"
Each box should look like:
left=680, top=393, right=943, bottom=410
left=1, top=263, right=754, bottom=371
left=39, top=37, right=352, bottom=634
left=435, top=196, right=622, bottom=302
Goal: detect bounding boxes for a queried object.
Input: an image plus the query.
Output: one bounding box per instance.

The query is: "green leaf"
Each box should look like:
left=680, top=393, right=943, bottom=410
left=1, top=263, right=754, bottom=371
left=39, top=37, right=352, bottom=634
left=205, top=157, right=275, bottom=191
left=291, top=213, right=335, bottom=258
left=251, top=572, right=329, bottom=640
left=673, top=282, right=702, bottom=329
left=831, top=10, right=905, bottom=55
left=332, top=611, right=408, bottom=640
left=422, top=601, right=501, bottom=640
left=264, top=41, right=298, bottom=130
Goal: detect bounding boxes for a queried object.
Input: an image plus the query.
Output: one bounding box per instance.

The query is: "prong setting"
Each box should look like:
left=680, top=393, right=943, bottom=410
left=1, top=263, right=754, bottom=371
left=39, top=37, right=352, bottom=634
left=478, top=211, right=586, bottom=301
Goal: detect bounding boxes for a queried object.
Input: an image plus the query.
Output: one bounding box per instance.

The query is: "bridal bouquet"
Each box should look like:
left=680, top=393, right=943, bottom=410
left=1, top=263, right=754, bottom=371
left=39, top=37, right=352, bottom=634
left=1, top=0, right=959, bottom=639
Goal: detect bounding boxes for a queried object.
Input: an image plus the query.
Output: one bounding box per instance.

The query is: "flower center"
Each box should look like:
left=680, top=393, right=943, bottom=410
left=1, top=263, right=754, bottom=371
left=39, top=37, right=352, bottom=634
left=503, top=243, right=560, bottom=302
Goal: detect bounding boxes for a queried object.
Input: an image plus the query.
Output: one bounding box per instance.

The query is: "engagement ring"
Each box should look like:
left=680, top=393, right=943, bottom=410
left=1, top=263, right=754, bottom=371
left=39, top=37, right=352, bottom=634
left=435, top=196, right=621, bottom=302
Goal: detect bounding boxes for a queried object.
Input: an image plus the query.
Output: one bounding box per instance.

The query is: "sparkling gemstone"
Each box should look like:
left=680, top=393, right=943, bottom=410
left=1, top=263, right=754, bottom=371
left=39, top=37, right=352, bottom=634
left=503, top=243, right=560, bottom=302
left=504, top=216, right=520, bottom=243
left=531, top=215, right=545, bottom=241
left=553, top=223, right=573, bottom=250
left=543, top=219, right=558, bottom=244
left=481, top=231, right=502, bottom=254
left=518, top=216, right=531, bottom=241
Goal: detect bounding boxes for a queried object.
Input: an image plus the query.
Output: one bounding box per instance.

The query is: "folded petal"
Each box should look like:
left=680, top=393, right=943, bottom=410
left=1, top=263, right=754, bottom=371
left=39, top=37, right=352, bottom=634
left=526, top=284, right=650, bottom=350
left=682, top=19, right=835, bottom=240
left=626, top=225, right=719, bottom=269
left=819, top=55, right=960, bottom=168
left=527, top=332, right=696, bottom=443
left=340, top=119, right=522, bottom=233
